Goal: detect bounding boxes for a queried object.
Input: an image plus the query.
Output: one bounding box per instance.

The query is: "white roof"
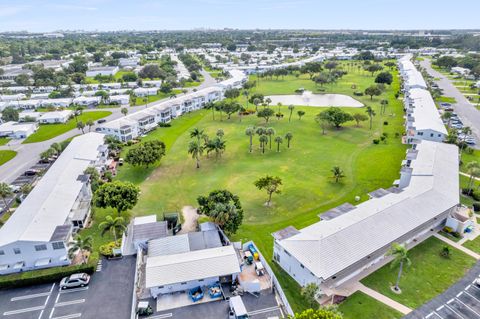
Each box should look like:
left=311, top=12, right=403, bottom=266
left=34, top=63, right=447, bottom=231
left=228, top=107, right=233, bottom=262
left=0, top=133, right=105, bottom=246
left=39, top=110, right=73, bottom=121
left=408, top=88, right=448, bottom=135
left=278, top=141, right=458, bottom=280
left=0, top=121, right=37, bottom=133
left=134, top=215, right=157, bottom=226
left=145, top=245, right=240, bottom=288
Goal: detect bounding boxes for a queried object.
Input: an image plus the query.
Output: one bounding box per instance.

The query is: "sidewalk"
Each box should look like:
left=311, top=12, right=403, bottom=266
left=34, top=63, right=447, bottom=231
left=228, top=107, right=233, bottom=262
left=355, top=283, right=413, bottom=315
left=434, top=233, right=480, bottom=260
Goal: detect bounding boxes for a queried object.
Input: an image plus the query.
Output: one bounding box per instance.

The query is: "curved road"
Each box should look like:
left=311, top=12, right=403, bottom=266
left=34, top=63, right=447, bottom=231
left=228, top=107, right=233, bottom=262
left=0, top=71, right=216, bottom=183
left=420, top=58, right=480, bottom=146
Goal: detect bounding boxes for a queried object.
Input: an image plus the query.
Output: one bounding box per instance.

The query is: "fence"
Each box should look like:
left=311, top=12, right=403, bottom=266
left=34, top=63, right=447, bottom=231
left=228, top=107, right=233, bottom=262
left=130, top=247, right=143, bottom=319
left=242, top=240, right=294, bottom=317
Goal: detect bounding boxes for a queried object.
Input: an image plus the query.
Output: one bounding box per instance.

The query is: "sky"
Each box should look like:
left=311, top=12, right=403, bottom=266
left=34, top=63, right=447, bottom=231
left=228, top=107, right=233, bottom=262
left=0, top=0, right=479, bottom=32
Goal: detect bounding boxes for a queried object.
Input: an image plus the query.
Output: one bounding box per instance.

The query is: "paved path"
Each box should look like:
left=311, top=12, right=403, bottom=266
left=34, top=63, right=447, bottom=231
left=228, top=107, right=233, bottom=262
left=0, top=71, right=218, bottom=184
left=420, top=58, right=480, bottom=147
left=178, top=206, right=199, bottom=234
left=434, top=233, right=480, bottom=260
left=355, top=283, right=413, bottom=315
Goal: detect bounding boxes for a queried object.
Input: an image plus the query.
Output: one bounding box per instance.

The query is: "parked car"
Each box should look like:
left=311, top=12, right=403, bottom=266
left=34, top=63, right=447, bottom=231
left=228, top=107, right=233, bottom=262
left=9, top=185, right=20, bottom=193
left=475, top=278, right=480, bottom=288
left=97, top=119, right=106, bottom=124
left=60, top=273, right=91, bottom=289
left=24, top=169, right=39, bottom=176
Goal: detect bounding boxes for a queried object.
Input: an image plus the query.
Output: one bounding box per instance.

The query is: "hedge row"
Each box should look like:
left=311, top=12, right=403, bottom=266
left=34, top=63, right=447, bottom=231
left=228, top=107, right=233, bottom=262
left=0, top=253, right=98, bottom=289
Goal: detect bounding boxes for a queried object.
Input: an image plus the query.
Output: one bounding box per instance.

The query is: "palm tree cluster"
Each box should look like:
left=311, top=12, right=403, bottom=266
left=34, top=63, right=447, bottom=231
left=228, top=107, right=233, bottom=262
left=188, top=127, right=226, bottom=168
left=245, top=126, right=293, bottom=154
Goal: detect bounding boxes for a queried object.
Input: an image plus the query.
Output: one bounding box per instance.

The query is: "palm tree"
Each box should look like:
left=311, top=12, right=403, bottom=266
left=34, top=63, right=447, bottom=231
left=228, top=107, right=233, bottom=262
left=259, top=135, right=268, bottom=154
left=380, top=99, right=389, bottom=115
left=73, top=106, right=83, bottom=123
left=86, top=119, right=94, bottom=132
left=243, top=90, right=250, bottom=108
left=98, top=215, right=126, bottom=242
left=285, top=132, right=293, bottom=148
left=190, top=128, right=205, bottom=143
left=68, top=235, right=93, bottom=264
left=388, top=243, right=411, bottom=292
left=121, top=107, right=128, bottom=116
left=442, top=111, right=453, bottom=128
left=77, top=121, right=85, bottom=134
left=459, top=126, right=472, bottom=156
left=0, top=183, right=12, bottom=213
left=331, top=166, right=345, bottom=183
left=253, top=98, right=261, bottom=112
left=188, top=140, right=204, bottom=168
left=216, top=129, right=224, bottom=139
left=274, top=136, right=283, bottom=152
left=266, top=127, right=276, bottom=149
left=265, top=97, right=272, bottom=106
left=466, top=161, right=480, bottom=192
left=277, top=102, right=282, bottom=113
left=288, top=105, right=295, bottom=122
left=365, top=106, right=376, bottom=130
left=245, top=126, right=255, bottom=153
left=297, top=110, right=305, bottom=120
left=210, top=202, right=236, bottom=228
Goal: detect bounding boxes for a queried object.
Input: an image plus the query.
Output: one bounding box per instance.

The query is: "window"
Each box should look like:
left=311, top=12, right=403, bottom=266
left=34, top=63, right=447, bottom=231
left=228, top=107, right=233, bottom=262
left=52, top=242, right=65, bottom=250
left=13, top=248, right=21, bottom=254
left=0, top=250, right=4, bottom=255
left=430, top=133, right=434, bottom=137
left=198, top=279, right=204, bottom=282
left=181, top=282, right=187, bottom=285
left=35, top=244, right=47, bottom=251
left=284, top=250, right=291, bottom=257
left=300, top=264, right=305, bottom=269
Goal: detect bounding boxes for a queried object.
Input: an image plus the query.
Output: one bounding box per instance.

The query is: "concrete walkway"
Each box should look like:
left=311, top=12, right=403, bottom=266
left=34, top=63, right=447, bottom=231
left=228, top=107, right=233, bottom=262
left=355, top=283, right=413, bottom=315
left=178, top=206, right=199, bottom=234
left=434, top=233, right=480, bottom=260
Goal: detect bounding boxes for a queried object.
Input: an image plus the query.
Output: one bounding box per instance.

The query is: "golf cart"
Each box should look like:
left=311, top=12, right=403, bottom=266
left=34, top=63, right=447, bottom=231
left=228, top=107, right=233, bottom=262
left=136, top=301, right=153, bottom=317
left=254, top=261, right=265, bottom=276
left=244, top=251, right=253, bottom=265
left=229, top=296, right=249, bottom=319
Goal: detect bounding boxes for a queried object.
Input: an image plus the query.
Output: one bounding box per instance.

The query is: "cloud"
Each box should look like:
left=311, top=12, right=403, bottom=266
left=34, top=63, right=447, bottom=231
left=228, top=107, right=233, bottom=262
left=50, top=4, right=98, bottom=11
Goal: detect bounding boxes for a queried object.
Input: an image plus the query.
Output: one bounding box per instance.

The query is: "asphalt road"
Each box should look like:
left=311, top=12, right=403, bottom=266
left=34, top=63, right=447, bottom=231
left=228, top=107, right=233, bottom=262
left=0, top=256, right=136, bottom=319
left=0, top=70, right=217, bottom=183
left=420, top=58, right=480, bottom=147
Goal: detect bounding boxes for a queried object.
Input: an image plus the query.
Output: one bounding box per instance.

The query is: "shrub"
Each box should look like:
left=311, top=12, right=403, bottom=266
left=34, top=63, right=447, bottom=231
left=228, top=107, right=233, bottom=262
left=462, top=188, right=473, bottom=196
left=0, top=255, right=97, bottom=289
left=473, top=191, right=480, bottom=201
left=440, top=245, right=451, bottom=258
left=473, top=202, right=480, bottom=212
left=353, top=91, right=364, bottom=96
left=383, top=121, right=388, bottom=125
left=158, top=122, right=171, bottom=127
left=443, top=226, right=453, bottom=233
left=99, top=240, right=122, bottom=257
left=372, top=139, right=380, bottom=144
left=452, top=232, right=461, bottom=238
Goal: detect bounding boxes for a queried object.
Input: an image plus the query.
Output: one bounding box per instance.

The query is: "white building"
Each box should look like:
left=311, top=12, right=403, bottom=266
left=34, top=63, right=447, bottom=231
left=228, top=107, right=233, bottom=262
left=38, top=110, right=73, bottom=124
left=0, top=133, right=107, bottom=275
left=119, top=57, right=140, bottom=68
left=86, top=66, right=119, bottom=77
left=133, top=88, right=157, bottom=97
left=40, top=98, right=73, bottom=108
left=145, top=231, right=240, bottom=298
left=451, top=67, right=470, bottom=76
left=0, top=94, right=26, bottom=102
left=0, top=121, right=38, bottom=139
left=108, top=94, right=130, bottom=105
left=73, top=96, right=101, bottom=107
left=273, top=141, right=459, bottom=291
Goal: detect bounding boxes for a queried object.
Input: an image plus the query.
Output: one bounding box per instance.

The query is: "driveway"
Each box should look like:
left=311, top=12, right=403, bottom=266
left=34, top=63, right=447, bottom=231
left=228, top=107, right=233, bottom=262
left=420, top=59, right=480, bottom=147
left=0, top=256, right=136, bottom=319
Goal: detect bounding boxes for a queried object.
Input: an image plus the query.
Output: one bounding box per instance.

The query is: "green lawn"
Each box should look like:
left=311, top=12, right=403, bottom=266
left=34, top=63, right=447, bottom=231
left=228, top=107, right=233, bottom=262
left=463, top=235, right=480, bottom=253
left=338, top=291, right=403, bottom=319
left=0, top=150, right=17, bottom=166
left=22, top=111, right=111, bottom=144
left=362, top=237, right=476, bottom=309
left=0, top=138, right=10, bottom=146
left=436, top=96, right=457, bottom=104
left=134, top=89, right=182, bottom=106
left=75, top=60, right=407, bottom=313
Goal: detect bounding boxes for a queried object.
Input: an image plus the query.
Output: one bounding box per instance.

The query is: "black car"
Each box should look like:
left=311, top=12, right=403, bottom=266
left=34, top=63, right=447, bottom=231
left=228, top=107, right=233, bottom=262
left=97, top=119, right=107, bottom=124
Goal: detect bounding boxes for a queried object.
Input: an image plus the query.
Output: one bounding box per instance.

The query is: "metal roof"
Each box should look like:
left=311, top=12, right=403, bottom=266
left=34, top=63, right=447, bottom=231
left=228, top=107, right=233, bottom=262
left=0, top=133, right=105, bottom=246
left=277, top=141, right=459, bottom=280
left=145, top=245, right=241, bottom=288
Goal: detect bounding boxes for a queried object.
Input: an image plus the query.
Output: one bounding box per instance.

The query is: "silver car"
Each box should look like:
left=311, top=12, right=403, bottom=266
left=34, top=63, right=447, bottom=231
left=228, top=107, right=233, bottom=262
left=60, top=273, right=90, bottom=289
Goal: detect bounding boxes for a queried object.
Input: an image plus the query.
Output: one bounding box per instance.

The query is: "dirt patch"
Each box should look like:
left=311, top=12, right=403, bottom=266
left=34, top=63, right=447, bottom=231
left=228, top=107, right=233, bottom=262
left=178, top=205, right=199, bottom=234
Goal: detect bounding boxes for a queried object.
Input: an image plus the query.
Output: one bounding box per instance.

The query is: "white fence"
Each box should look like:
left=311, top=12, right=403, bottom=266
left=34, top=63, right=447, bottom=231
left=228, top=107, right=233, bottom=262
left=130, top=247, right=143, bottom=319
left=242, top=241, right=294, bottom=317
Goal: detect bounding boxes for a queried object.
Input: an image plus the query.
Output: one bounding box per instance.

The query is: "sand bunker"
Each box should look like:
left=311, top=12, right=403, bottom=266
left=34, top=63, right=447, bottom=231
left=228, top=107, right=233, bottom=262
left=266, top=91, right=364, bottom=108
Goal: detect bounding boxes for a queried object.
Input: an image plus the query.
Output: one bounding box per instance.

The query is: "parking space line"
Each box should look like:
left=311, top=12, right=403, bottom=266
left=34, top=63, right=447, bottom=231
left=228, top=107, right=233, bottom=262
left=453, top=297, right=480, bottom=317
left=51, top=314, right=81, bottom=319
left=147, top=314, right=172, bottom=319
left=465, top=290, right=480, bottom=302
left=444, top=303, right=466, bottom=318
left=11, top=292, right=50, bottom=301
left=3, top=305, right=45, bottom=316
left=38, top=309, right=44, bottom=319
left=248, top=306, right=280, bottom=316
left=54, top=299, right=85, bottom=307
left=58, top=287, right=88, bottom=294
left=49, top=307, right=55, bottom=319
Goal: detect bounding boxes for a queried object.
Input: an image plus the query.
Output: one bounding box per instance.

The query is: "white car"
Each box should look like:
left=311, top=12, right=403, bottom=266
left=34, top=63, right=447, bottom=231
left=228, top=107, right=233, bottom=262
left=60, top=273, right=90, bottom=289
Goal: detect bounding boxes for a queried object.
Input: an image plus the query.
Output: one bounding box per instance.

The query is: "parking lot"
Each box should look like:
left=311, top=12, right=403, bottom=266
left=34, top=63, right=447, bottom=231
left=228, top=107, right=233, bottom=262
left=0, top=256, right=136, bottom=319
left=425, top=282, right=480, bottom=319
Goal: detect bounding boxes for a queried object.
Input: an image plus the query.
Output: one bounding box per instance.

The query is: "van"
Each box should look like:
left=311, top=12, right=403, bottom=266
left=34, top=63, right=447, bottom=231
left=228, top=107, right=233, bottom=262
left=229, top=296, right=249, bottom=319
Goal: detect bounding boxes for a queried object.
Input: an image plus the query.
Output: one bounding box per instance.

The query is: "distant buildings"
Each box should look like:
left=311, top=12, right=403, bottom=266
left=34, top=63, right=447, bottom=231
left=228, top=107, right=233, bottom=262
left=86, top=66, right=119, bottom=77
left=0, top=121, right=38, bottom=139
left=0, top=133, right=107, bottom=274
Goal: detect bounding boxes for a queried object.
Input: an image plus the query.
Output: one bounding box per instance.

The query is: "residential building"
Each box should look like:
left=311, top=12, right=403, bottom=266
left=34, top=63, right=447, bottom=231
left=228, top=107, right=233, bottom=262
left=0, top=121, right=38, bottom=139
left=38, top=110, right=73, bottom=124
left=86, top=66, right=119, bottom=77
left=0, top=133, right=107, bottom=274
left=109, top=94, right=130, bottom=105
